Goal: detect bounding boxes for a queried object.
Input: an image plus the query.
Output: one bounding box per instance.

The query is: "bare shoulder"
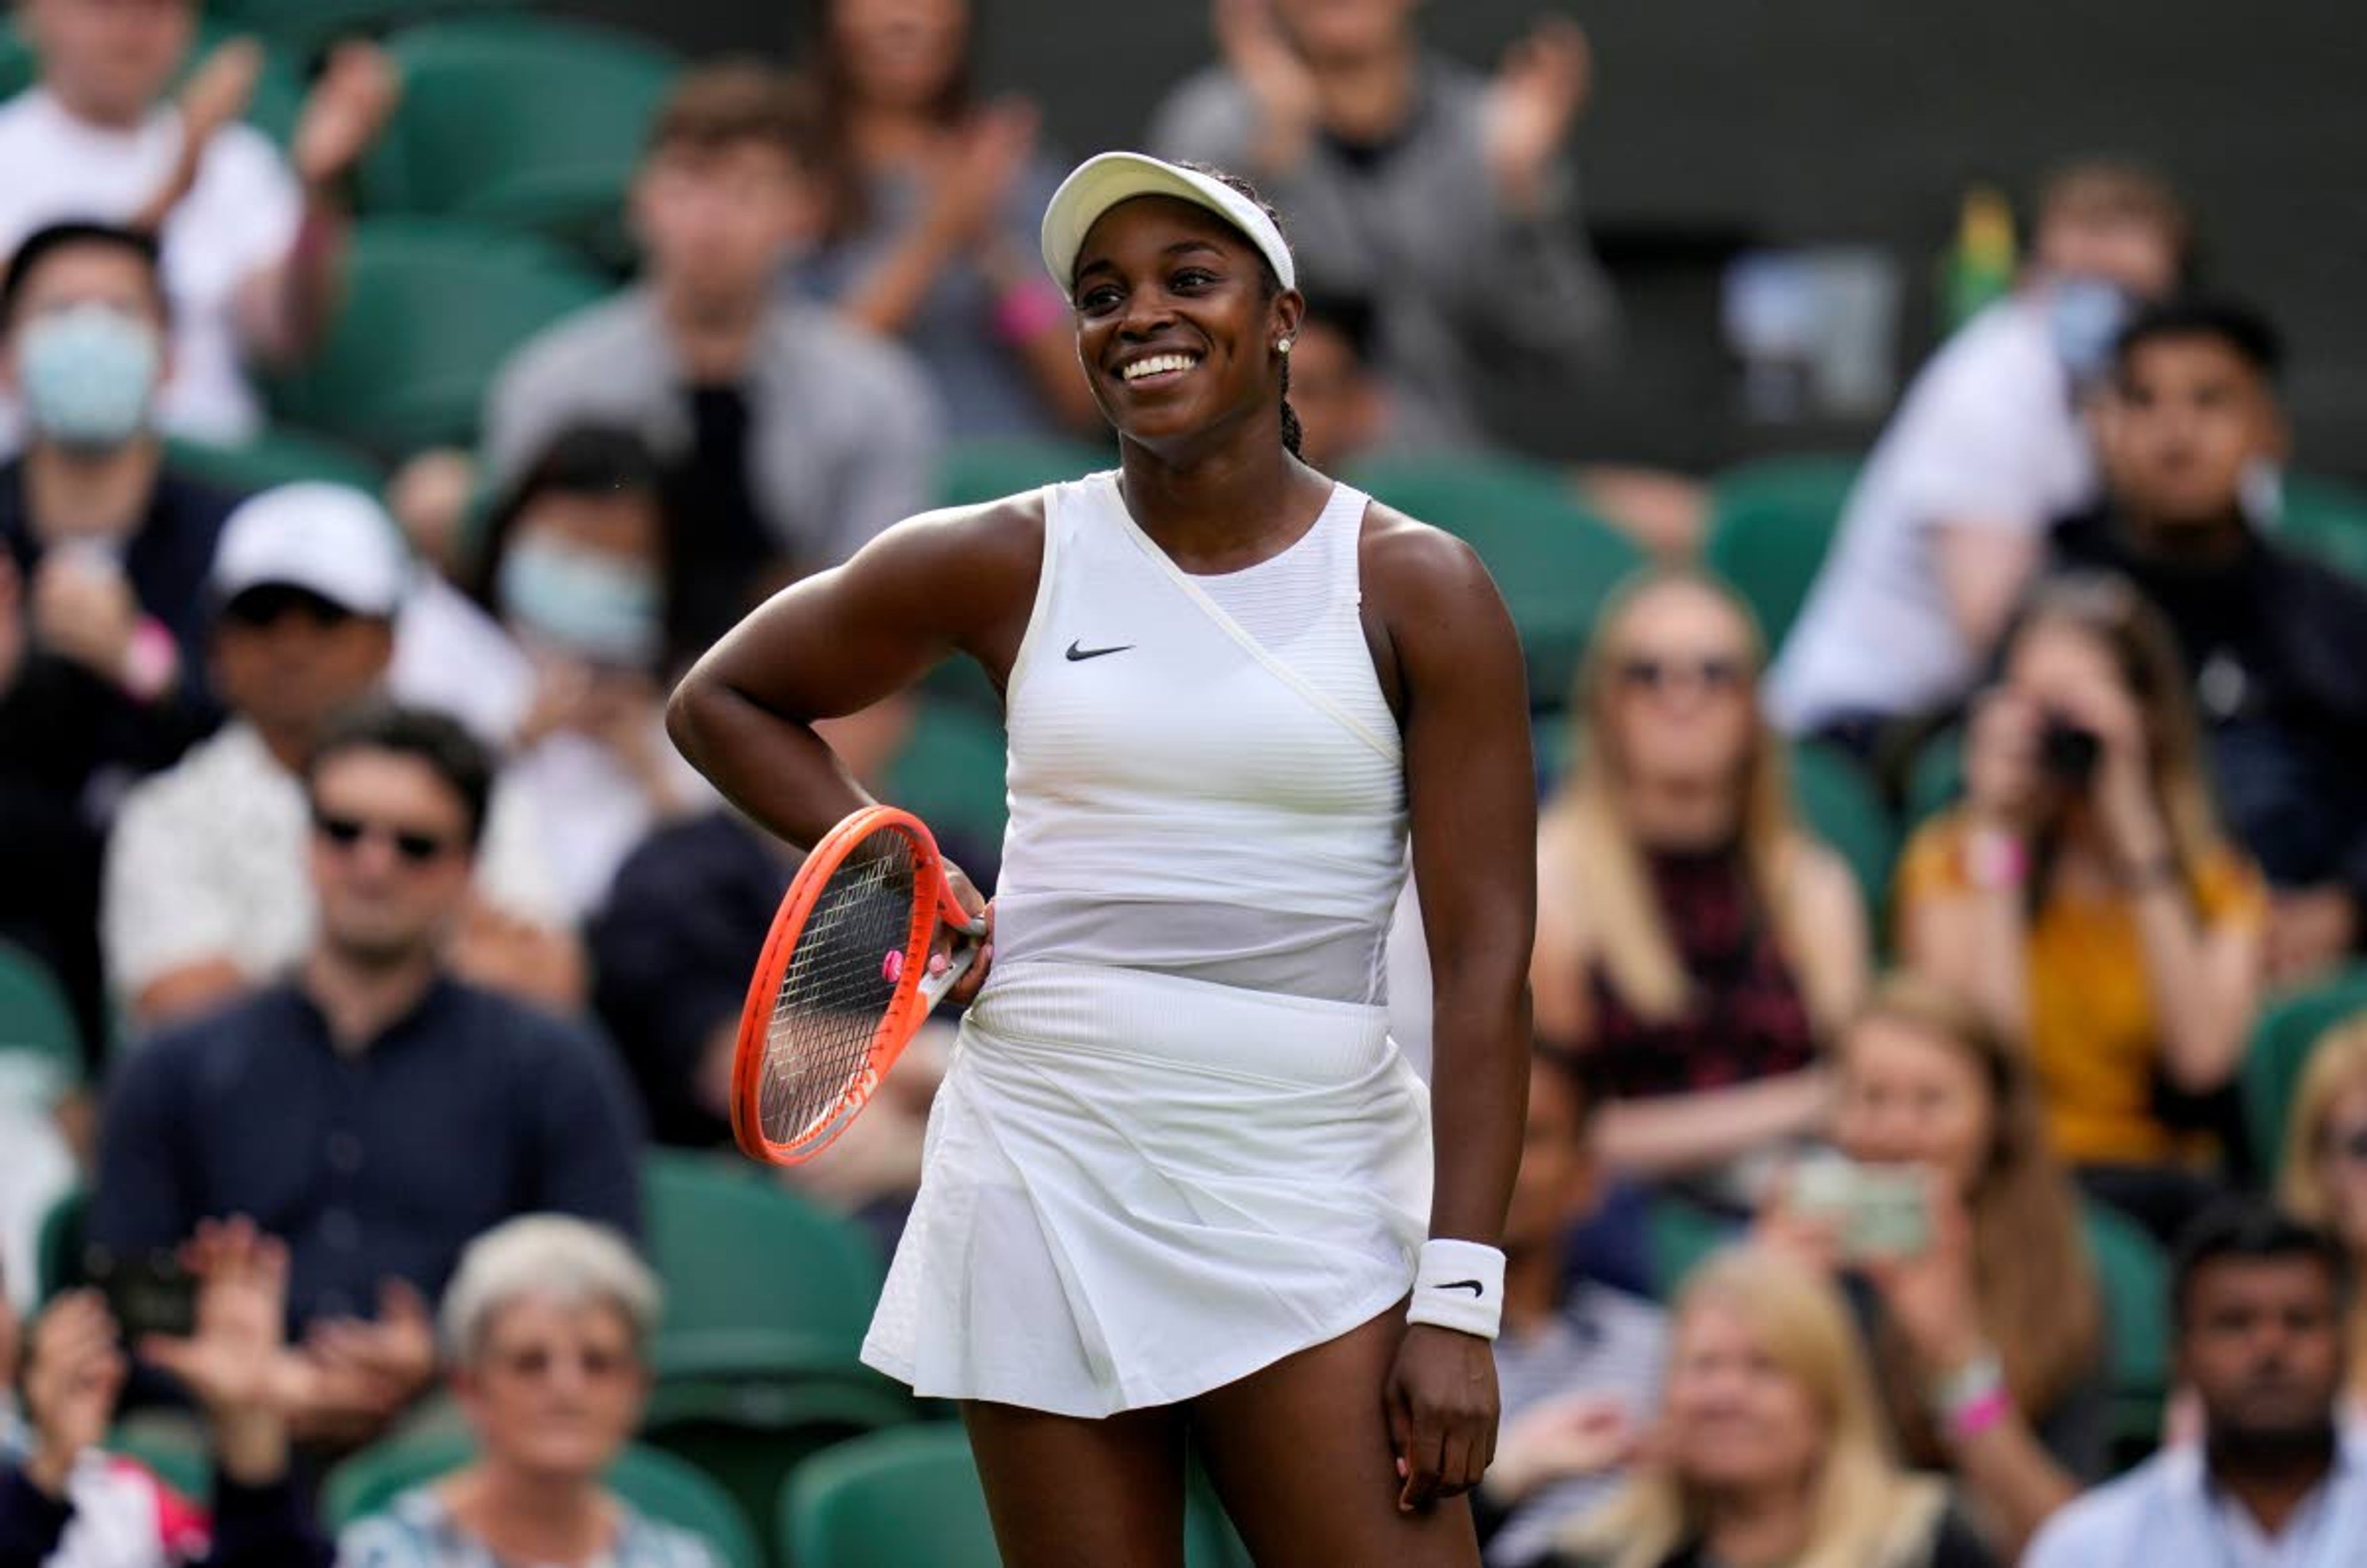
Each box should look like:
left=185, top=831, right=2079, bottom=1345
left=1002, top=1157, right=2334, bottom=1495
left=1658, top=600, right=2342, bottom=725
left=1784, top=833, right=1867, bottom=921
left=1355, top=500, right=1505, bottom=627
left=865, top=491, right=1045, bottom=582
left=847, top=491, right=1046, bottom=647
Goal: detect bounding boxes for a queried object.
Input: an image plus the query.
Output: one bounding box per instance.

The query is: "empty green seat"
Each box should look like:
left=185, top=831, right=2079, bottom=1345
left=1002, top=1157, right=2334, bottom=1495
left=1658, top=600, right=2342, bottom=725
left=1703, top=455, right=1861, bottom=649
left=165, top=428, right=386, bottom=500
left=642, top=1150, right=886, bottom=1381
left=1645, top=1193, right=1736, bottom=1299
left=935, top=436, right=1114, bottom=509
left=0, top=941, right=81, bottom=1095
left=1789, top=742, right=1899, bottom=929
left=782, top=1425, right=997, bottom=1568
left=886, top=704, right=1008, bottom=858
left=2275, top=472, right=2367, bottom=586
left=35, top=1185, right=85, bottom=1303
left=267, top=219, right=607, bottom=456
left=2242, top=967, right=2367, bottom=1174
left=2079, top=1199, right=2171, bottom=1452
left=1346, top=454, right=1645, bottom=710
left=362, top=18, right=680, bottom=266
left=327, top=1433, right=761, bottom=1568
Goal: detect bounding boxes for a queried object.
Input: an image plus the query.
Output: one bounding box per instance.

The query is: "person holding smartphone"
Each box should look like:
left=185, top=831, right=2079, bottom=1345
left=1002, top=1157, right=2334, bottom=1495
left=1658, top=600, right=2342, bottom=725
left=0, top=1220, right=332, bottom=1568
left=1895, top=572, right=2265, bottom=1247
left=1759, top=976, right=2108, bottom=1558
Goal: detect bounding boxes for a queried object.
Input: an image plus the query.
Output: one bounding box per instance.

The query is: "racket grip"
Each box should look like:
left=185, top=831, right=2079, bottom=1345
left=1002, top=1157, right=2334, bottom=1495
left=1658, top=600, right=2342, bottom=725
left=917, top=943, right=979, bottom=1008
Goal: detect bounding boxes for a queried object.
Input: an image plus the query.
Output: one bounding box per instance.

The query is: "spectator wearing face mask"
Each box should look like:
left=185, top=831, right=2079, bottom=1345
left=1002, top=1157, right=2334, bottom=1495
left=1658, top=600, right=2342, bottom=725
left=471, top=426, right=711, bottom=923
left=0, top=0, right=398, bottom=449
left=102, top=485, right=574, bottom=1033
left=2049, top=298, right=2367, bottom=989
left=0, top=220, right=239, bottom=1061
left=1769, top=160, right=2191, bottom=757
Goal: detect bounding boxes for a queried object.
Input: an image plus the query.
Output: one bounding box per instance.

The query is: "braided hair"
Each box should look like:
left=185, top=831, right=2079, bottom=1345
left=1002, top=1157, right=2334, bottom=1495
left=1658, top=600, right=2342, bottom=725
left=1177, top=163, right=1305, bottom=459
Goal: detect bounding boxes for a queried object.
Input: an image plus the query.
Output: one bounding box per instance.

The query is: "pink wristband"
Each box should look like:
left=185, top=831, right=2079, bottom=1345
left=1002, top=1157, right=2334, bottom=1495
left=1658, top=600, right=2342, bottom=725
left=119, top=616, right=179, bottom=703
left=992, top=277, right=1068, bottom=345
left=1964, top=825, right=2028, bottom=891
left=1947, top=1386, right=2013, bottom=1442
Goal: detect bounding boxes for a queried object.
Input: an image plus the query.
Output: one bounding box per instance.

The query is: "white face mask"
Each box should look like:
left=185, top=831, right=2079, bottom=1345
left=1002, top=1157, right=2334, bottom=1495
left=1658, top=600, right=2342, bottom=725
left=496, top=533, right=664, bottom=669
left=17, top=302, right=162, bottom=450
left=2045, top=275, right=2136, bottom=385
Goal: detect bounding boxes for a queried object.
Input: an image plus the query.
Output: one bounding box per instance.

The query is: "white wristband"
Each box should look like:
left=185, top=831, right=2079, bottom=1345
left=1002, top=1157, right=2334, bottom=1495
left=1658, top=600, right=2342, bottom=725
left=1406, top=1238, right=1506, bottom=1340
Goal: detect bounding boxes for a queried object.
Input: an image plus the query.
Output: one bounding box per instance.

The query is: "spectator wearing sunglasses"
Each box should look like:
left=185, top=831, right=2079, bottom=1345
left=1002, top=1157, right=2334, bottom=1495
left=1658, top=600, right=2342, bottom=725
left=2276, top=1016, right=2367, bottom=1425
left=89, top=708, right=642, bottom=1448
left=1532, top=569, right=1868, bottom=1209
left=337, top=1215, right=720, bottom=1568
left=100, top=484, right=577, bottom=1034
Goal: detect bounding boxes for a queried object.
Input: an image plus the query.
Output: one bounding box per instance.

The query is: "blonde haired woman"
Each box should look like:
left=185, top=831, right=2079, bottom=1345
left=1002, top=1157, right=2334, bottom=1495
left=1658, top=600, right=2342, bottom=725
left=1897, top=571, right=2266, bottom=1243
left=1555, top=1247, right=1996, bottom=1568
left=2276, top=1015, right=2367, bottom=1421
left=1534, top=569, right=1868, bottom=1188
left=1767, top=976, right=2105, bottom=1555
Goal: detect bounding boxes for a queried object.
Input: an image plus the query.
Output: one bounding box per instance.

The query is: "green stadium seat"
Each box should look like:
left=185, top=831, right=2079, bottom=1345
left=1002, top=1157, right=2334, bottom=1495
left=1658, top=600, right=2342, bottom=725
left=1903, top=724, right=1966, bottom=829
left=266, top=219, right=607, bottom=457
left=35, top=1185, right=84, bottom=1304
left=2274, top=472, right=2367, bottom=586
left=1789, top=742, right=1900, bottom=929
left=0, top=941, right=82, bottom=1096
left=326, top=1432, right=761, bottom=1568
left=1345, top=454, right=1646, bottom=711
left=0, top=22, right=303, bottom=145
left=885, top=703, right=1008, bottom=856
left=2241, top=967, right=2367, bottom=1176
left=204, top=0, right=531, bottom=52
left=1703, top=455, right=1860, bottom=650
left=642, top=1150, right=886, bottom=1382
left=362, top=18, right=681, bottom=267
left=165, top=428, right=386, bottom=500
left=781, top=1424, right=997, bottom=1568
left=1645, top=1192, right=1736, bottom=1299
left=934, top=436, right=1114, bottom=509
left=106, top=1415, right=211, bottom=1500
left=2079, top=1199, right=2172, bottom=1453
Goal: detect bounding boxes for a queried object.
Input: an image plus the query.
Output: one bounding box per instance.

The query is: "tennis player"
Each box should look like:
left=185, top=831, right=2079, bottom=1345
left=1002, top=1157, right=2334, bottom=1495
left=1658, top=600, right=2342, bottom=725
left=668, top=152, right=1534, bottom=1564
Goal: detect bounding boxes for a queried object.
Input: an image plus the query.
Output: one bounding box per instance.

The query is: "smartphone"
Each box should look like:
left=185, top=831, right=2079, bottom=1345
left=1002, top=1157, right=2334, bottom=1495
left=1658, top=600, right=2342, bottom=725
left=83, top=1245, right=197, bottom=1340
left=1788, top=1157, right=1931, bottom=1260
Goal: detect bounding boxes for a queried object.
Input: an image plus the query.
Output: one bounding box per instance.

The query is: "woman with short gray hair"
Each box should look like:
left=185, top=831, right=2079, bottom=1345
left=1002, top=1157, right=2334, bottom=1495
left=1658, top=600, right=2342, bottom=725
left=338, top=1217, right=716, bottom=1568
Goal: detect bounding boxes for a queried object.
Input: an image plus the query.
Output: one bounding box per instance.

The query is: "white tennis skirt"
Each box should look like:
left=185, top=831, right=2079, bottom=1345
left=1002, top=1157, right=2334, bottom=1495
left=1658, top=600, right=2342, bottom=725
left=861, top=959, right=1433, bottom=1417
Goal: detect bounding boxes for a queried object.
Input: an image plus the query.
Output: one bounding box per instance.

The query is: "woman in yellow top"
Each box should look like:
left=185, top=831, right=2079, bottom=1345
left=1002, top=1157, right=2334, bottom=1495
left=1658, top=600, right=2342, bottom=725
left=1895, top=572, right=2265, bottom=1245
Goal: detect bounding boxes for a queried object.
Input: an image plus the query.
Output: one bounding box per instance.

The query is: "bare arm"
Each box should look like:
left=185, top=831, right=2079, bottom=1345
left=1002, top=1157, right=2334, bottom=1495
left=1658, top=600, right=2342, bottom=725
left=1902, top=880, right=2030, bottom=1045
left=1594, top=1071, right=1831, bottom=1180
left=1942, top=1409, right=2080, bottom=1558
left=1375, top=520, right=1535, bottom=1247
left=1788, top=841, right=1871, bottom=1032
left=1932, top=522, right=2040, bottom=664
left=666, top=500, right=1041, bottom=851
left=2127, top=873, right=2263, bottom=1093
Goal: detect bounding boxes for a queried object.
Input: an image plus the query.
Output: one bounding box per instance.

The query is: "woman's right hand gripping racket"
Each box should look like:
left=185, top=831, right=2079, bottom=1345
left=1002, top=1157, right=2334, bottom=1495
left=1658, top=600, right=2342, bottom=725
left=731, top=806, right=988, bottom=1166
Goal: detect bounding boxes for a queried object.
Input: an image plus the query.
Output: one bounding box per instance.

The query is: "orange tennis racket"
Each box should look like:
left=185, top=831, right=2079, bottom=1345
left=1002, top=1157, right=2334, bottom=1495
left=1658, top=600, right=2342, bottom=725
left=731, top=806, right=986, bottom=1166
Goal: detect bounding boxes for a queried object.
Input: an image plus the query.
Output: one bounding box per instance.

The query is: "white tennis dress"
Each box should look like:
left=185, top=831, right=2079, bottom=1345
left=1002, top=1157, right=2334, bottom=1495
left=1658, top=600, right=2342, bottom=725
left=861, top=471, right=1433, bottom=1417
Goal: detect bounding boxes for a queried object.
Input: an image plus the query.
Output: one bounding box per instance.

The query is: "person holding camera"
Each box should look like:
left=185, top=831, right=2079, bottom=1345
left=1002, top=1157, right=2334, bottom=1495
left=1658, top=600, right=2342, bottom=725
left=1895, top=571, right=2267, bottom=1246
left=1757, top=976, right=2107, bottom=1558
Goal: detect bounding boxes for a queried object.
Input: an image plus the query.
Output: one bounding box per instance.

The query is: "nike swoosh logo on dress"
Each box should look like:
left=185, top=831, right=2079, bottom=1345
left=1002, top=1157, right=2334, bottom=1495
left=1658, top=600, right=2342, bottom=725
left=1065, top=641, right=1135, bottom=662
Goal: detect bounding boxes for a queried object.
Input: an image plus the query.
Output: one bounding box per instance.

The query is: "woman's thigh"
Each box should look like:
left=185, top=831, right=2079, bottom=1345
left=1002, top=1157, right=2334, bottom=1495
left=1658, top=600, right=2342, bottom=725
left=1190, top=1310, right=1483, bottom=1568
left=961, top=1398, right=1189, bottom=1568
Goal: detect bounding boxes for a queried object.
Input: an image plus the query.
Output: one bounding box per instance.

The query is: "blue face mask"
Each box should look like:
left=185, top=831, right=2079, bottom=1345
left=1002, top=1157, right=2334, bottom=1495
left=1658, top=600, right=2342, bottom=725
left=2046, top=276, right=2135, bottom=385
left=17, top=303, right=162, bottom=450
left=497, top=533, right=664, bottom=669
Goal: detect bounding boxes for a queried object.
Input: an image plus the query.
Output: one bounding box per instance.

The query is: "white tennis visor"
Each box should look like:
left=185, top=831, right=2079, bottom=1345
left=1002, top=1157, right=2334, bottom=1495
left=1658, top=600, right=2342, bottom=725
left=1039, top=151, right=1298, bottom=293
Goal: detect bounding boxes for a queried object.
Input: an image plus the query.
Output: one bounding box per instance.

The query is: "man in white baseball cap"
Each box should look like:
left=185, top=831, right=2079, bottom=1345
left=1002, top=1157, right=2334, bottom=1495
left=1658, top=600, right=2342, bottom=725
left=104, top=483, right=574, bottom=1033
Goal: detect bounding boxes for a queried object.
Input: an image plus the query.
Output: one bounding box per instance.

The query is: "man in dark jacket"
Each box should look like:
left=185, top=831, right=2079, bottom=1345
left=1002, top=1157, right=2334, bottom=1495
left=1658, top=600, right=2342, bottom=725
left=2050, top=296, right=2367, bottom=986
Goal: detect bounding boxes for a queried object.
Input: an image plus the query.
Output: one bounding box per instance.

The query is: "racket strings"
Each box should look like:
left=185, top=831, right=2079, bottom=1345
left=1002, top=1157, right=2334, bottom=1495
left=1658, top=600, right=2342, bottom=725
left=760, top=833, right=923, bottom=1149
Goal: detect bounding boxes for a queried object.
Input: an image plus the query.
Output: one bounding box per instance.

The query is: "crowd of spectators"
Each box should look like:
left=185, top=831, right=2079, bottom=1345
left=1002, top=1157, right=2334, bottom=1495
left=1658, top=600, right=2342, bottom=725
left=3, top=1, right=2366, bottom=1566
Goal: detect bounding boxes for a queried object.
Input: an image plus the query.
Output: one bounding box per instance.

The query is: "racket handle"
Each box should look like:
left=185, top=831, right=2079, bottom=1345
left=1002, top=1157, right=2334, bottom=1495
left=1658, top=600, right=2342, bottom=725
left=917, top=942, right=979, bottom=1008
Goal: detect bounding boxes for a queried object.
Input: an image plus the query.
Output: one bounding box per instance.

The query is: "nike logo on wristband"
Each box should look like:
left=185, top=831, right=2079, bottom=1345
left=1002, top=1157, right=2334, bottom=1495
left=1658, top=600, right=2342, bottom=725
left=1435, top=1280, right=1486, bottom=1296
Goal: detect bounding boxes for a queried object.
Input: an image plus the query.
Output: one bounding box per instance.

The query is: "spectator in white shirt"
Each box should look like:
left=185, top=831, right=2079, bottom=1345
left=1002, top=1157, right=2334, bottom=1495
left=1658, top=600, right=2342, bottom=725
left=102, top=484, right=576, bottom=1032
left=0, top=0, right=399, bottom=448
left=1768, top=160, right=2190, bottom=751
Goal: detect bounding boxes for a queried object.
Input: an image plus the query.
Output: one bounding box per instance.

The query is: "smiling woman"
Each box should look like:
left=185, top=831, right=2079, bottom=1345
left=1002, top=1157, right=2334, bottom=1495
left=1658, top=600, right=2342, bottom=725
left=666, top=149, right=1537, bottom=1566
